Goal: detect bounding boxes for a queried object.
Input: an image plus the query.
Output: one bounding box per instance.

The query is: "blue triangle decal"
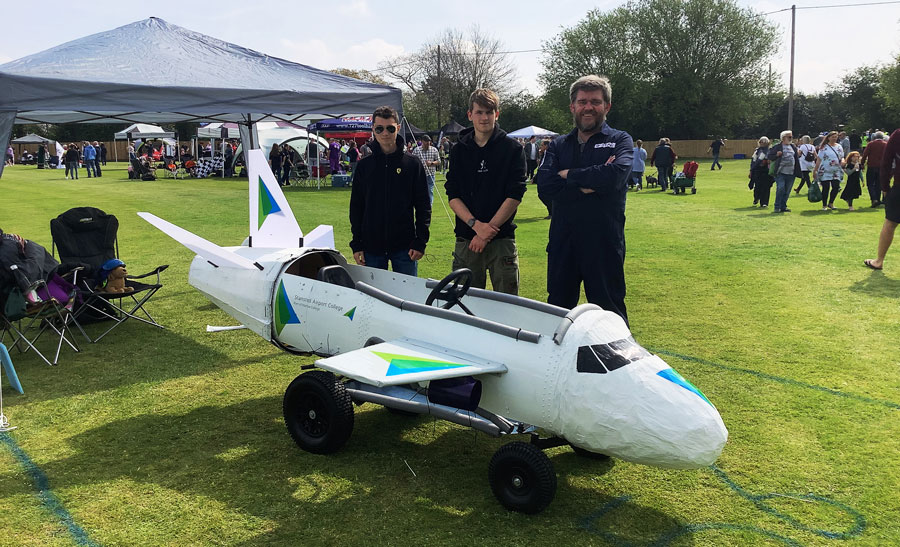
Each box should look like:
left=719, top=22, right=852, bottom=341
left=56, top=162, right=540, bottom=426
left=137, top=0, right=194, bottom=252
left=262, top=179, right=281, bottom=216
left=386, top=362, right=466, bottom=376
left=657, top=368, right=712, bottom=406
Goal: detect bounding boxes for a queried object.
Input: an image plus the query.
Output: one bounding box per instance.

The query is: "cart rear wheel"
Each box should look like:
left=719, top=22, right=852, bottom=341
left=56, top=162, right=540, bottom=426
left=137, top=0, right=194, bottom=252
left=283, top=371, right=354, bottom=454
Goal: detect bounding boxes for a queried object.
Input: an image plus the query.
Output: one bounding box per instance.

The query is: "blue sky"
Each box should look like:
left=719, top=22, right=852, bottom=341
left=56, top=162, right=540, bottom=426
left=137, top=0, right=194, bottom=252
left=1, top=0, right=898, bottom=96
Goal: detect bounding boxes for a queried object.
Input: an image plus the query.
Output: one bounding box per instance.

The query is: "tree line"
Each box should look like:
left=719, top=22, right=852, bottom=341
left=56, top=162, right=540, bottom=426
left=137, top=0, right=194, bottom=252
left=374, top=0, right=900, bottom=140
left=13, top=0, right=899, bottom=143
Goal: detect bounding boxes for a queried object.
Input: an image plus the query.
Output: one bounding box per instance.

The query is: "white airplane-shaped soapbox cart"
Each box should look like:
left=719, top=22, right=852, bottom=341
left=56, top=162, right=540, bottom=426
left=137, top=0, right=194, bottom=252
left=140, top=150, right=728, bottom=514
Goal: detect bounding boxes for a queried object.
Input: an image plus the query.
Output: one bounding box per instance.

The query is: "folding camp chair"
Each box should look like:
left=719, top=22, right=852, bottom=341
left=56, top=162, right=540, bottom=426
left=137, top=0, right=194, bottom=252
left=50, top=207, right=168, bottom=343
left=0, top=273, right=86, bottom=366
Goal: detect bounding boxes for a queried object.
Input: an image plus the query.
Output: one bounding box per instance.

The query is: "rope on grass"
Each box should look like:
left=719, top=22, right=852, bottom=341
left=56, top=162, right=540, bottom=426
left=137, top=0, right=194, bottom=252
left=0, top=433, right=100, bottom=546
left=648, top=347, right=900, bottom=411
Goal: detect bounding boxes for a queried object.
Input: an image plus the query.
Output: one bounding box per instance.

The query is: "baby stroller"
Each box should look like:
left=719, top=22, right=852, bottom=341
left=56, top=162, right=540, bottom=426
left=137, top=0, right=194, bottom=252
left=671, top=161, right=698, bottom=194
left=129, top=158, right=156, bottom=181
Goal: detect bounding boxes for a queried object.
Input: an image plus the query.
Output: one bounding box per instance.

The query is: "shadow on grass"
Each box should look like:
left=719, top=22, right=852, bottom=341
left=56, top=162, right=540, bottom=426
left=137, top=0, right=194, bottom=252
left=1, top=322, right=275, bottom=404
left=515, top=215, right=552, bottom=225
left=41, top=398, right=682, bottom=545
left=849, top=270, right=900, bottom=296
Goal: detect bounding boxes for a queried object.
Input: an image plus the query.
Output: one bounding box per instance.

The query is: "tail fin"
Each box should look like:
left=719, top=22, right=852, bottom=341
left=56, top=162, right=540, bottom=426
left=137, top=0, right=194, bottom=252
left=138, top=212, right=261, bottom=270
left=248, top=149, right=304, bottom=248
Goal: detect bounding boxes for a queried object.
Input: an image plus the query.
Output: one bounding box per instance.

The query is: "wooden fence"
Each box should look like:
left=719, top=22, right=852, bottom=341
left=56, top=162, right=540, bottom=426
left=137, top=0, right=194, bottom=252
left=638, top=139, right=759, bottom=159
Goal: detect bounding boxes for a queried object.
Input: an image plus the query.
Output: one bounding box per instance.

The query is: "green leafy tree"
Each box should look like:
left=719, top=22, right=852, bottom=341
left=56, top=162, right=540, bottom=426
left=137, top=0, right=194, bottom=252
left=498, top=93, right=571, bottom=135
left=878, top=55, right=900, bottom=125
left=540, top=0, right=779, bottom=139
left=832, top=66, right=893, bottom=132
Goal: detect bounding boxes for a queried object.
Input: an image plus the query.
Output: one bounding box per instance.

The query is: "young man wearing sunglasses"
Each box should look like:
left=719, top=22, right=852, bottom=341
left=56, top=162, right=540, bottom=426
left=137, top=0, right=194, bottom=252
left=349, top=105, right=431, bottom=276
left=444, top=88, right=527, bottom=295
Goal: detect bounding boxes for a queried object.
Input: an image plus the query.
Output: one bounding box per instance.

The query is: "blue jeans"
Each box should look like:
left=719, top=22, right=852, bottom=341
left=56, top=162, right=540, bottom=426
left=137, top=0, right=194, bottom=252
left=658, top=165, right=673, bottom=190
left=426, top=175, right=435, bottom=205
left=774, top=173, right=795, bottom=211
left=711, top=154, right=721, bottom=169
left=85, top=159, right=96, bottom=177
left=364, top=249, right=418, bottom=276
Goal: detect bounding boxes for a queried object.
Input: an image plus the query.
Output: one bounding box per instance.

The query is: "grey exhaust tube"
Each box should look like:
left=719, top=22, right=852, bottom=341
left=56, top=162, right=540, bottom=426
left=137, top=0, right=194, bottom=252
left=345, top=383, right=513, bottom=437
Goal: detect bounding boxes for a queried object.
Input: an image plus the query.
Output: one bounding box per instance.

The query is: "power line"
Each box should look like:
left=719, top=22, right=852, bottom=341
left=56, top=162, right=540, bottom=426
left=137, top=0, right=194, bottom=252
left=372, top=2, right=898, bottom=72
left=761, top=0, right=900, bottom=15
left=798, top=0, right=900, bottom=9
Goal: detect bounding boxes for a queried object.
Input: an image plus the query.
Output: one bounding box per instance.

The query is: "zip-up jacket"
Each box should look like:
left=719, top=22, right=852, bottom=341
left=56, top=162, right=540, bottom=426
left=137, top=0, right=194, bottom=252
left=444, top=126, right=527, bottom=240
left=536, top=124, right=633, bottom=250
left=349, top=135, right=431, bottom=254
left=767, top=143, right=801, bottom=177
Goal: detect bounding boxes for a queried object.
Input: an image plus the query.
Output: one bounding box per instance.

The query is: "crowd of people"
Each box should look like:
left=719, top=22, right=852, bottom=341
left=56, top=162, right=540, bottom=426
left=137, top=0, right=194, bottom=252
left=748, top=129, right=893, bottom=212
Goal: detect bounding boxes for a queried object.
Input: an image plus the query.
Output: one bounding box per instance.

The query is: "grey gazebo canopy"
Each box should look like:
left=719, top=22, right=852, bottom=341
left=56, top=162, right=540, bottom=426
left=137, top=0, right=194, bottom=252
left=0, top=17, right=401, bottom=176
left=10, top=134, right=53, bottom=145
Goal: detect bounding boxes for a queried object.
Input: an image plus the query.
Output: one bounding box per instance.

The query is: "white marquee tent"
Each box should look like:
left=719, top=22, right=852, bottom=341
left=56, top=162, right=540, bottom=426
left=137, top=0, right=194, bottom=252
left=0, top=17, right=401, bottom=178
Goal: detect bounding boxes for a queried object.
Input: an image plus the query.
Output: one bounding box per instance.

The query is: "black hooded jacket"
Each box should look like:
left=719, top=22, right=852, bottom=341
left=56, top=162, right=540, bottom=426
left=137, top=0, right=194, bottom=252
left=349, top=135, right=431, bottom=254
left=444, top=126, right=527, bottom=240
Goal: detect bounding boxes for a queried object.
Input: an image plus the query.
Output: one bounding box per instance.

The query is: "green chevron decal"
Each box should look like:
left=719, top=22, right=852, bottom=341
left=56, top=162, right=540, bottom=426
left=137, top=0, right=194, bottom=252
left=372, top=351, right=467, bottom=376
left=343, top=306, right=356, bottom=320
left=274, top=281, right=300, bottom=336
left=258, top=176, right=281, bottom=229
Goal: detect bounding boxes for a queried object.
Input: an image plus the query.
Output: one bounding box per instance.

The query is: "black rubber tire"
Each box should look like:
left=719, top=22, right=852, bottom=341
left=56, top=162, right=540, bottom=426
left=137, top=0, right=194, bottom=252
left=283, top=371, right=354, bottom=454
left=570, top=445, right=612, bottom=461
left=488, top=442, right=556, bottom=514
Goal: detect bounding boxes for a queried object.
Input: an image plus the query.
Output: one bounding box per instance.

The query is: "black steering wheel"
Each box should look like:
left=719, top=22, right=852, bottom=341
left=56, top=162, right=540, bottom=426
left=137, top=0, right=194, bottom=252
left=425, top=269, right=474, bottom=314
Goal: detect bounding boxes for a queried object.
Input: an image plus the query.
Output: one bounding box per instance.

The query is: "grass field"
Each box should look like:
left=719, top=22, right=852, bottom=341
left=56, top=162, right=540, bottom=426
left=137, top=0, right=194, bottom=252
left=0, top=160, right=898, bottom=546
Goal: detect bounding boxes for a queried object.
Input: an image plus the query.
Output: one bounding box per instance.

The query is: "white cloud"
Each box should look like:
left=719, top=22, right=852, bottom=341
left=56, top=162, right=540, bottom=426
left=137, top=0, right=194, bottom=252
left=279, top=38, right=404, bottom=72
left=338, top=0, right=371, bottom=18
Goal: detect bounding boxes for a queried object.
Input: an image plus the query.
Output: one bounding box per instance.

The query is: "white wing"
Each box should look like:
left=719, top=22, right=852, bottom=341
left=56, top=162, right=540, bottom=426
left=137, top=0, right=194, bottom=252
left=316, top=338, right=507, bottom=387
left=138, top=212, right=260, bottom=270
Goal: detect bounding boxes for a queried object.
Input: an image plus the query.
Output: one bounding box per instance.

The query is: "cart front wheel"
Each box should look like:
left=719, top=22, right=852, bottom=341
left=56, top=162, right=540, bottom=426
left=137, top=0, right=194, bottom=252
left=488, top=442, right=556, bottom=514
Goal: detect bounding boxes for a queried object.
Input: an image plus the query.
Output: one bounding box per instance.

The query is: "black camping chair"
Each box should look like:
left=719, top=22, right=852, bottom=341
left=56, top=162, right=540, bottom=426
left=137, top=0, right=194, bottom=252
left=50, top=207, right=168, bottom=342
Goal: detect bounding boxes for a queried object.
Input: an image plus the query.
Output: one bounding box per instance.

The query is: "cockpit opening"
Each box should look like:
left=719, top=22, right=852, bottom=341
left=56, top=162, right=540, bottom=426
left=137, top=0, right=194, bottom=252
left=283, top=250, right=344, bottom=280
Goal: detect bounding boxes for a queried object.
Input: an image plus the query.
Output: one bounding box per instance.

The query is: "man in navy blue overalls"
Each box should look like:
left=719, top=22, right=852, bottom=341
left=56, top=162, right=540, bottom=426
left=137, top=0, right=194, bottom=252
left=536, top=75, right=633, bottom=325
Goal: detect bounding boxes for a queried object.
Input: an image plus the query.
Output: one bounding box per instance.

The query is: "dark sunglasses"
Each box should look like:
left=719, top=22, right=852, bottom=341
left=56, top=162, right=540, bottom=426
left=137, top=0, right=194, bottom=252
left=373, top=125, right=397, bottom=134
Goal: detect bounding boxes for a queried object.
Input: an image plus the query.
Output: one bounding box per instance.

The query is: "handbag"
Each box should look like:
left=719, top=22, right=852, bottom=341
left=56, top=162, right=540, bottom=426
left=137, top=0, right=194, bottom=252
left=808, top=181, right=823, bottom=202
left=767, top=160, right=777, bottom=177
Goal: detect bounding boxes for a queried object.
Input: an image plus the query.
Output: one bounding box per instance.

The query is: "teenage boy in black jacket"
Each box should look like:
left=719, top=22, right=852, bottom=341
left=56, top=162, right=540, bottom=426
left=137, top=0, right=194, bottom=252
left=349, top=106, right=431, bottom=276
left=445, top=88, right=527, bottom=295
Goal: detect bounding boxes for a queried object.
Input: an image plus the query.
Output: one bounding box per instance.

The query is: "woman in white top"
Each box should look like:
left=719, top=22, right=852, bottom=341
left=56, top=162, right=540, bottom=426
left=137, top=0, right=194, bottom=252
left=814, top=131, right=845, bottom=210
left=795, top=135, right=817, bottom=194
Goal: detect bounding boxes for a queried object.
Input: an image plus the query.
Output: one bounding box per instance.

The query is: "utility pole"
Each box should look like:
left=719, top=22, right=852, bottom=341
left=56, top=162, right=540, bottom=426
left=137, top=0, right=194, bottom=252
left=787, top=4, right=796, bottom=130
